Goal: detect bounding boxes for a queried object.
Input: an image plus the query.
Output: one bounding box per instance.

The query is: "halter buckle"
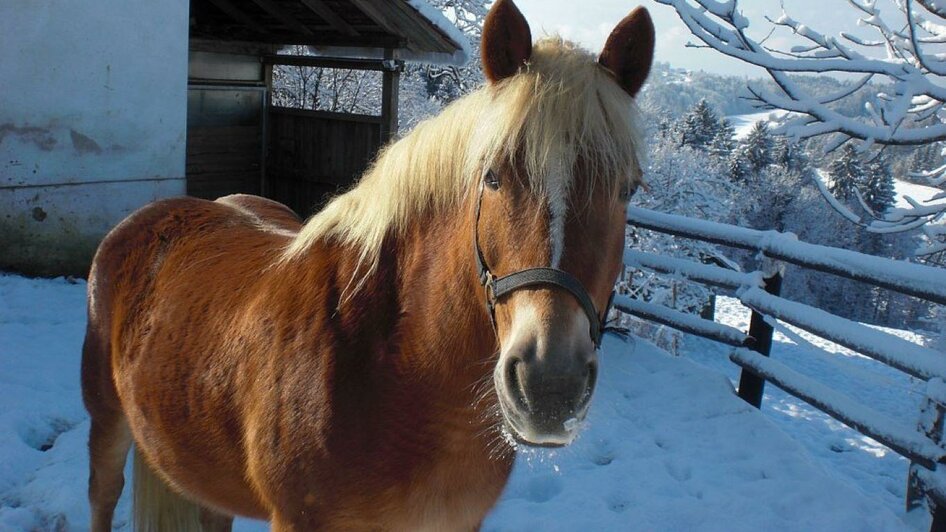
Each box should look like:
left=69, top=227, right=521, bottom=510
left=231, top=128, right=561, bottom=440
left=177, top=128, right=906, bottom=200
left=482, top=270, right=497, bottom=307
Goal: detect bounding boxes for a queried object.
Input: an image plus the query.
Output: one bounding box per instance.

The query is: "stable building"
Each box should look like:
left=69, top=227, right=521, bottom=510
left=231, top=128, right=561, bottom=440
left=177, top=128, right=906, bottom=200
left=0, top=0, right=467, bottom=275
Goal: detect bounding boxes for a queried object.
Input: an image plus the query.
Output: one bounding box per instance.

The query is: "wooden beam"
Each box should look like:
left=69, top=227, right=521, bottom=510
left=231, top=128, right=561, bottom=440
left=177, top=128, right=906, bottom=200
left=190, top=29, right=401, bottom=48
left=348, top=0, right=421, bottom=49
left=299, top=0, right=360, bottom=37
left=205, top=0, right=269, bottom=35
left=380, top=48, right=401, bottom=142
left=269, top=106, right=383, bottom=125
left=248, top=0, right=316, bottom=36
left=362, top=0, right=457, bottom=55
left=261, top=54, right=403, bottom=71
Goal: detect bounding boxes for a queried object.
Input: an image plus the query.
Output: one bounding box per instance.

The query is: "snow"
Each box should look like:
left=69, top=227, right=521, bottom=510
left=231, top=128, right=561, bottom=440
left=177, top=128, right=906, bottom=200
left=0, top=273, right=926, bottom=530
left=687, top=296, right=939, bottom=530
left=727, top=110, right=793, bottom=140
left=308, top=1, right=471, bottom=67
left=895, top=179, right=946, bottom=213
left=623, top=249, right=763, bottom=291
left=403, top=0, right=471, bottom=66
left=614, top=294, right=747, bottom=347
left=627, top=205, right=946, bottom=305
left=739, top=286, right=946, bottom=381
left=729, top=348, right=943, bottom=468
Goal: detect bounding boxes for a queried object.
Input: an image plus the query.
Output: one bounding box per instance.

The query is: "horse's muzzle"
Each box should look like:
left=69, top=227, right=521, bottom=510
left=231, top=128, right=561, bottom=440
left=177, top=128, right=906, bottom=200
left=495, top=337, right=598, bottom=447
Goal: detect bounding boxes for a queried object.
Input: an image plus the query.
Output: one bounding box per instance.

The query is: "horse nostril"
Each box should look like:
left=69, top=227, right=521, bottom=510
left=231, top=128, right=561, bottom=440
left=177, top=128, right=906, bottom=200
left=578, top=360, right=598, bottom=410
left=505, top=357, right=529, bottom=410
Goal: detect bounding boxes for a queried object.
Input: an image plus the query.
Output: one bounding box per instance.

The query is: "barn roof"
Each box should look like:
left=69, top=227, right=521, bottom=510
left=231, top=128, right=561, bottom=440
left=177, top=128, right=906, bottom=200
left=190, top=0, right=470, bottom=66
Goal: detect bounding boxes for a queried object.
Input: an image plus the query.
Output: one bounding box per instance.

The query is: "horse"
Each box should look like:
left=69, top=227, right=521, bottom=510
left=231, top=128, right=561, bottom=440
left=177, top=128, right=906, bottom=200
left=80, top=1, right=654, bottom=529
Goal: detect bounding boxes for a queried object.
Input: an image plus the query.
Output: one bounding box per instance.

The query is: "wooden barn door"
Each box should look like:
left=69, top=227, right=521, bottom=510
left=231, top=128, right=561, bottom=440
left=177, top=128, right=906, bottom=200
left=186, top=85, right=265, bottom=199
left=185, top=51, right=267, bottom=200
left=265, top=108, right=382, bottom=217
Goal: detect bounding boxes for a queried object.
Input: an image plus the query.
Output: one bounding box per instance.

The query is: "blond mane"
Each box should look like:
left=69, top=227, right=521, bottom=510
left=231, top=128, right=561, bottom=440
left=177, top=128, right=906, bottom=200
left=283, top=37, right=646, bottom=274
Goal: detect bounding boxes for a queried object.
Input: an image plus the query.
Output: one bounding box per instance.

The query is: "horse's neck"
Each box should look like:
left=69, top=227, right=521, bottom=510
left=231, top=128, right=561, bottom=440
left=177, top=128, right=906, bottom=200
left=393, top=204, right=498, bottom=386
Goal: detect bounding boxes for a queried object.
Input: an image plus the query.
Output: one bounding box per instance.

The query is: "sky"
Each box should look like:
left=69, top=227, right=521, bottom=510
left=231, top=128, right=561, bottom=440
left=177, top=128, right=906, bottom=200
left=512, top=0, right=899, bottom=78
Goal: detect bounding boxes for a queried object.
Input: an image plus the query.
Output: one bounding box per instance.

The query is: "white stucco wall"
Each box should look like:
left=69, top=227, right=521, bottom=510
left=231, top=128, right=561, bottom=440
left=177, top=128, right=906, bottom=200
left=0, top=0, right=189, bottom=275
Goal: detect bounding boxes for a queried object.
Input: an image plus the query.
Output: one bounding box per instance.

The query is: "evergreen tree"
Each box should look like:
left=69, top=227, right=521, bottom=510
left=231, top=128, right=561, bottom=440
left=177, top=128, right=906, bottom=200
left=828, top=144, right=865, bottom=202
left=772, top=136, right=809, bottom=173
left=655, top=115, right=675, bottom=143
left=680, top=99, right=721, bottom=149
left=862, top=155, right=896, bottom=214
left=728, top=145, right=750, bottom=184
left=742, top=121, right=772, bottom=172
left=910, top=143, right=937, bottom=174
left=708, top=119, right=736, bottom=158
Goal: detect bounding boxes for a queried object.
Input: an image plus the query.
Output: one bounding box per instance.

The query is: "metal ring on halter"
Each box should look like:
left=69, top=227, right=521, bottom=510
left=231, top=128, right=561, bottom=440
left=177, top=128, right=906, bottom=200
left=473, top=180, right=612, bottom=348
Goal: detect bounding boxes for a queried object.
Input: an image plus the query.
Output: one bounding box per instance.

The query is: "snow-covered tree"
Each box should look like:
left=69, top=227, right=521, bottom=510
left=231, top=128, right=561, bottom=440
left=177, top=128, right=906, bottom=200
left=742, top=121, right=772, bottom=173
left=772, top=136, right=809, bottom=174
left=828, top=144, right=865, bottom=203
left=863, top=155, right=897, bottom=215
left=657, top=0, right=946, bottom=255
left=622, top=133, right=740, bottom=353
left=271, top=45, right=382, bottom=115
left=418, top=0, right=488, bottom=101
left=679, top=99, right=721, bottom=149
left=727, top=144, right=751, bottom=184
left=708, top=120, right=736, bottom=158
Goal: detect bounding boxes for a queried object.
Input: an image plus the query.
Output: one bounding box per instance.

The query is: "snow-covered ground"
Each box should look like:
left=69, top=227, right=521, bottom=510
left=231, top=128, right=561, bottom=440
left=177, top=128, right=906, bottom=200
left=894, top=179, right=945, bottom=212
left=0, top=274, right=930, bottom=531
left=727, top=110, right=793, bottom=140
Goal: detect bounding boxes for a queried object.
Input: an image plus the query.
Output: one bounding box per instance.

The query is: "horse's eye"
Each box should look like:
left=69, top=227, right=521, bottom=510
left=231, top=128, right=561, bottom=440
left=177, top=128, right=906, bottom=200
left=484, top=169, right=501, bottom=190
left=619, top=183, right=637, bottom=202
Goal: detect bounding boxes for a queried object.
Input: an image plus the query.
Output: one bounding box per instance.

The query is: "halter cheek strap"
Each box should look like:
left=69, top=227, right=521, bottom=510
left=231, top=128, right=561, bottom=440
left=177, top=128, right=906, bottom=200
left=473, top=183, right=613, bottom=349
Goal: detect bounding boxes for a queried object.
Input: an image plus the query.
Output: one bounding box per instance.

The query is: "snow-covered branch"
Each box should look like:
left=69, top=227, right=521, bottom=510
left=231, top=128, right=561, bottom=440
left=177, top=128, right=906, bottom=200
left=657, top=0, right=946, bottom=143
left=657, top=0, right=946, bottom=253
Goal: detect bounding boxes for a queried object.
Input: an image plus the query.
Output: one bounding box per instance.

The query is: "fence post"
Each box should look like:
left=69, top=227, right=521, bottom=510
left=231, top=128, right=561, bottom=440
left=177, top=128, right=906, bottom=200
left=907, top=391, right=946, bottom=531
left=737, top=270, right=783, bottom=408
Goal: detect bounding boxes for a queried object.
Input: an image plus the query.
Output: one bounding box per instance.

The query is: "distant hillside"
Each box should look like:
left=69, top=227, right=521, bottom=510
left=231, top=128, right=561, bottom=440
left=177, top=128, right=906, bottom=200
left=638, top=63, right=880, bottom=121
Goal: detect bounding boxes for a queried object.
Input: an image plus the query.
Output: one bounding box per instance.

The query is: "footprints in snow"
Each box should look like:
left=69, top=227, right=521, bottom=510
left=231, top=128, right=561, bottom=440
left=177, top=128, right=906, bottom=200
left=18, top=417, right=77, bottom=452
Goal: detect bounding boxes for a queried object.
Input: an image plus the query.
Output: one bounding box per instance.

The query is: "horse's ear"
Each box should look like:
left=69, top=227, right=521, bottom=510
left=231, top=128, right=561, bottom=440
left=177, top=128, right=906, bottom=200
left=481, top=0, right=532, bottom=84
left=598, top=7, right=655, bottom=98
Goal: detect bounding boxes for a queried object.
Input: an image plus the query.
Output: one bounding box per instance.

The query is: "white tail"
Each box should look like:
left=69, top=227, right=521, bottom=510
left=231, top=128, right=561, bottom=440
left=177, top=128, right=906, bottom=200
left=132, top=448, right=202, bottom=532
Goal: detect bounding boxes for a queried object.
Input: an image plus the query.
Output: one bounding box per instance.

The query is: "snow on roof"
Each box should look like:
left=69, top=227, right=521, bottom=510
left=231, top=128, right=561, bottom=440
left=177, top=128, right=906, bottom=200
left=402, top=0, right=470, bottom=66
left=306, top=1, right=470, bottom=67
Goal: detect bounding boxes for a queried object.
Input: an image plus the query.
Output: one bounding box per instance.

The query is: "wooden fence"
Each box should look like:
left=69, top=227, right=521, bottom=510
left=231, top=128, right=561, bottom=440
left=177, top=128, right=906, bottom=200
left=266, top=107, right=382, bottom=217
left=619, top=206, right=946, bottom=531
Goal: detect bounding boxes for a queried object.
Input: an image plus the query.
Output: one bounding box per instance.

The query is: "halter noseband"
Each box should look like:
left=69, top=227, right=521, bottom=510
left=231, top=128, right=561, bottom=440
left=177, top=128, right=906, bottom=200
left=473, top=182, right=614, bottom=349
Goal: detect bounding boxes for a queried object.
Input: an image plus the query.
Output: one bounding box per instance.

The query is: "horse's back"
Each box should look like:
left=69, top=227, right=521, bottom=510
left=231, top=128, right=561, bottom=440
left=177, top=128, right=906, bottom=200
left=214, top=194, right=302, bottom=233
left=87, top=195, right=297, bottom=328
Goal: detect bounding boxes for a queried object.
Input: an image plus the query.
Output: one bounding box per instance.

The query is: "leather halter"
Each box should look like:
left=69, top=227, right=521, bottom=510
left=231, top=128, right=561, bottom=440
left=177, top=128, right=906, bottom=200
left=473, top=181, right=614, bottom=349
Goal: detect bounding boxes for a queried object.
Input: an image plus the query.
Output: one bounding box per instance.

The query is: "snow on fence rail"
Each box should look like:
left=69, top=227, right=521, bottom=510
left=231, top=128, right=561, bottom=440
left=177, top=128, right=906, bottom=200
left=621, top=206, right=946, bottom=526
left=730, top=348, right=945, bottom=470
left=613, top=294, right=747, bottom=347
left=739, top=287, right=946, bottom=381
left=627, top=206, right=946, bottom=306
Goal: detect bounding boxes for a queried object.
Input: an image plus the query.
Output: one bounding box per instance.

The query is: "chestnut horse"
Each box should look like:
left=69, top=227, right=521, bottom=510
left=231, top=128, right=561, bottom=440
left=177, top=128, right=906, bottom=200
left=81, top=1, right=654, bottom=529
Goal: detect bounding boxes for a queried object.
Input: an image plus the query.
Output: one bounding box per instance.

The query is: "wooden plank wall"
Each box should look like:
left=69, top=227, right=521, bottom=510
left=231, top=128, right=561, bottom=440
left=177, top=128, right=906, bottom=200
left=186, top=124, right=262, bottom=199
left=266, top=107, right=382, bottom=217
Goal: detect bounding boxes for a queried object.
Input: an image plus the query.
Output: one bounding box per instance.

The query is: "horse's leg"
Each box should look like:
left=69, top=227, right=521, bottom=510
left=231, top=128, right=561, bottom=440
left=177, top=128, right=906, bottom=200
left=198, top=506, right=233, bottom=532
left=83, top=277, right=134, bottom=532
left=87, top=411, right=132, bottom=532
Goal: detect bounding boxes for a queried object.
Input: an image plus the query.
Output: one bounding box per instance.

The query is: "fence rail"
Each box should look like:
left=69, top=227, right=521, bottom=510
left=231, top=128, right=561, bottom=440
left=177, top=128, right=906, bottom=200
left=621, top=206, right=946, bottom=529
left=627, top=206, right=946, bottom=305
